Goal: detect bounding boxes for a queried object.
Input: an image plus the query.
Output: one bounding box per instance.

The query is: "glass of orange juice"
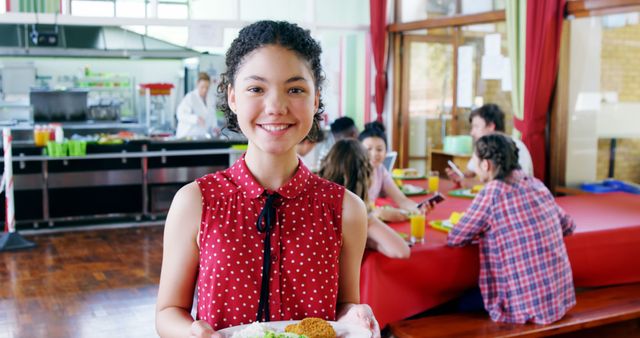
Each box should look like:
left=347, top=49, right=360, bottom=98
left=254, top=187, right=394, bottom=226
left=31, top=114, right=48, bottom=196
left=410, top=212, right=426, bottom=244
left=428, top=171, right=440, bottom=192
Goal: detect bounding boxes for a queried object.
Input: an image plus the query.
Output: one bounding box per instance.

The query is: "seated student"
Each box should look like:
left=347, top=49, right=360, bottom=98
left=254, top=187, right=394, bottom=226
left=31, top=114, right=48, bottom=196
left=446, top=104, right=533, bottom=187
left=330, top=116, right=359, bottom=141
left=309, top=117, right=359, bottom=171
left=359, top=121, right=419, bottom=222
left=319, top=139, right=411, bottom=259
left=448, top=133, right=576, bottom=324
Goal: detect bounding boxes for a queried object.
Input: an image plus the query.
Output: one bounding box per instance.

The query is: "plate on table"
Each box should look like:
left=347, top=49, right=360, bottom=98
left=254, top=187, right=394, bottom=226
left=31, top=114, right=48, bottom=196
left=400, top=184, right=428, bottom=196
left=429, top=220, right=454, bottom=233
left=448, top=189, right=477, bottom=199
left=218, top=320, right=371, bottom=338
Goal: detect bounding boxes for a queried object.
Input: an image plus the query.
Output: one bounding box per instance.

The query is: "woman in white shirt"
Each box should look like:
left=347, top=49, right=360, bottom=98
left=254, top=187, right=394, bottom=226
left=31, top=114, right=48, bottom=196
left=175, top=72, right=219, bottom=139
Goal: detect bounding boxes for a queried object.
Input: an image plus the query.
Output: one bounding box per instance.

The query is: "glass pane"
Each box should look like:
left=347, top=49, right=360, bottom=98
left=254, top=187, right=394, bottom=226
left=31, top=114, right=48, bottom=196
left=565, top=12, right=640, bottom=186
left=191, top=0, right=238, bottom=20
left=400, top=0, right=457, bottom=22
left=157, top=3, right=188, bottom=19
left=460, top=0, right=503, bottom=14
left=456, top=22, right=513, bottom=135
left=71, top=1, right=114, bottom=17
left=400, top=0, right=504, bottom=22
left=116, top=0, right=146, bottom=18
left=403, top=35, right=454, bottom=172
left=239, top=0, right=309, bottom=22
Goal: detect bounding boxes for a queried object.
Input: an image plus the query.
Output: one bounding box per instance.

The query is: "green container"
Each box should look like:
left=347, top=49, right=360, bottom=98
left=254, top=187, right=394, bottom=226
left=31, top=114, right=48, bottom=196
left=46, top=141, right=67, bottom=157
left=68, top=140, right=87, bottom=156
left=443, top=135, right=472, bottom=155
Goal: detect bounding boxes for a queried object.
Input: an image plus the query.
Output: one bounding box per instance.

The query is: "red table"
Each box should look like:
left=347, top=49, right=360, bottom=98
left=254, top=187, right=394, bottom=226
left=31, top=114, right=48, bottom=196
left=360, top=180, right=640, bottom=328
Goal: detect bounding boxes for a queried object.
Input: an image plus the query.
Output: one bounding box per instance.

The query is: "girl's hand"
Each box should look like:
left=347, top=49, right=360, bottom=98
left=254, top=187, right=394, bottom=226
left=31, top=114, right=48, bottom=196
left=445, top=167, right=463, bottom=184
left=337, top=303, right=381, bottom=338
left=376, top=207, right=408, bottom=222
left=190, top=320, right=222, bottom=338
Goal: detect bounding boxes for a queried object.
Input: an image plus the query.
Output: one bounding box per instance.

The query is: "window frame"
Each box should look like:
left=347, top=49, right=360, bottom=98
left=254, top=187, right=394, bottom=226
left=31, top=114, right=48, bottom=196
left=391, top=0, right=505, bottom=168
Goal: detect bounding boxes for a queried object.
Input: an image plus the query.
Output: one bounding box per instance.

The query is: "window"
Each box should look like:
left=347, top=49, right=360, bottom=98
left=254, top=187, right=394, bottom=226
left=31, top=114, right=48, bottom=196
left=240, top=0, right=309, bottom=22
left=457, top=22, right=513, bottom=135
left=563, top=12, right=640, bottom=186
left=394, top=9, right=508, bottom=171
left=115, top=0, right=146, bottom=18
left=399, top=0, right=504, bottom=23
left=190, top=0, right=237, bottom=20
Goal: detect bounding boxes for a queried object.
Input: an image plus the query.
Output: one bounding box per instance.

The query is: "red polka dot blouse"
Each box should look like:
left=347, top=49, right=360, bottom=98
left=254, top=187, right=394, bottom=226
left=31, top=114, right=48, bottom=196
left=195, top=155, right=346, bottom=330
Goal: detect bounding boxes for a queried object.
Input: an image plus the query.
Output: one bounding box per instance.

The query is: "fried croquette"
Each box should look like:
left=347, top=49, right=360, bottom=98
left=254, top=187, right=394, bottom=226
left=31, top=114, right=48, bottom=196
left=284, top=317, right=336, bottom=338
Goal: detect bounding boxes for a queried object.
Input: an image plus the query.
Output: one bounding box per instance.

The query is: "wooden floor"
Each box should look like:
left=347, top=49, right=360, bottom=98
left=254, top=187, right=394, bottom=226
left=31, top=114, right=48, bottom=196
left=0, top=226, right=164, bottom=338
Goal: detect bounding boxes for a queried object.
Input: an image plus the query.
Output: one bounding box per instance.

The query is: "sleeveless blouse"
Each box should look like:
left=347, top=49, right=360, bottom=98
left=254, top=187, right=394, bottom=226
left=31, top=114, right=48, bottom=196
left=195, top=155, right=346, bottom=330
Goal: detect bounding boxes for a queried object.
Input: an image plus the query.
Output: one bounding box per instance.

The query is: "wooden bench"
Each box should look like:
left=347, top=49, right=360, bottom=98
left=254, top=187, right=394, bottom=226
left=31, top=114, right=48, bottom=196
left=388, top=283, right=640, bottom=338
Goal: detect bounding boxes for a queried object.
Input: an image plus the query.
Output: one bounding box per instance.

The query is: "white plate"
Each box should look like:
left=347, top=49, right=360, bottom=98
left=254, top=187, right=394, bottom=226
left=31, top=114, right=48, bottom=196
left=218, top=320, right=371, bottom=338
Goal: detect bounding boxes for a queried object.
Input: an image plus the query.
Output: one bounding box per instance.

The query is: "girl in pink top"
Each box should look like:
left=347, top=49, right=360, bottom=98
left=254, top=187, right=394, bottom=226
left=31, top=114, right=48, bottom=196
left=319, top=139, right=411, bottom=259
left=156, top=21, right=379, bottom=338
left=359, top=122, right=420, bottom=222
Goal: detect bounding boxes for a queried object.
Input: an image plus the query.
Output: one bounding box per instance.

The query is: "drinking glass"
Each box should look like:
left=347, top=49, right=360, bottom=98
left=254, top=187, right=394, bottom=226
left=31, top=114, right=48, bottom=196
left=428, top=171, right=440, bottom=192
left=410, top=213, right=426, bottom=244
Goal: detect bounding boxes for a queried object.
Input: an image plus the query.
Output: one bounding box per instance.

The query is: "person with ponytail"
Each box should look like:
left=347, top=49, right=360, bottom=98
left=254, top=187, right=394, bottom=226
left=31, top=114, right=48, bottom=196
left=319, top=139, right=410, bottom=259
left=447, top=133, right=576, bottom=324
left=359, top=121, right=420, bottom=222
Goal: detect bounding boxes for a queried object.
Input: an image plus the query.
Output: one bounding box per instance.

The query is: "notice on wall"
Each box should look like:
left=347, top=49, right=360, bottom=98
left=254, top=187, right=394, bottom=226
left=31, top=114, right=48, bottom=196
left=575, top=92, right=602, bottom=112
left=501, top=57, right=512, bottom=91
left=481, top=55, right=504, bottom=80
left=457, top=46, right=474, bottom=108
left=188, top=22, right=224, bottom=47
left=484, top=33, right=501, bottom=56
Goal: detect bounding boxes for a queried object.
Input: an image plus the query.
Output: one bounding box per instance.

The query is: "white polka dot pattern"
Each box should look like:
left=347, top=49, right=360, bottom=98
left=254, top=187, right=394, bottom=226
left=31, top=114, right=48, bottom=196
left=194, top=155, right=345, bottom=331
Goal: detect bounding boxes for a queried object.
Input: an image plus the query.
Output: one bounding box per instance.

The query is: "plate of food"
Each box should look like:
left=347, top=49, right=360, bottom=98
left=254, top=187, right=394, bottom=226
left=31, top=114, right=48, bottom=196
left=391, top=168, right=426, bottom=180
left=447, top=185, right=484, bottom=199
left=429, top=211, right=464, bottom=233
left=219, top=318, right=371, bottom=338
left=400, top=184, right=428, bottom=196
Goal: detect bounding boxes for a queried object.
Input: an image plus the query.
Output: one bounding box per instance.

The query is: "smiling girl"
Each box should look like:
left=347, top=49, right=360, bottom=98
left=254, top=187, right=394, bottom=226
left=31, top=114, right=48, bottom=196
left=155, top=21, right=378, bottom=338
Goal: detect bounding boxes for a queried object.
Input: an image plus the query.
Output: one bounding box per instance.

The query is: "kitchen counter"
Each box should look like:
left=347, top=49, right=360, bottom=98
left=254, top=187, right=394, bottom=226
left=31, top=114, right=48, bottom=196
left=0, top=140, right=247, bottom=230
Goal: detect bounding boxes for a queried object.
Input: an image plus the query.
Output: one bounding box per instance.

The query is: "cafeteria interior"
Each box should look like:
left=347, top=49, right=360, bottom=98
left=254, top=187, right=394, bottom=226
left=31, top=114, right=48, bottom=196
left=1, top=0, right=640, bottom=337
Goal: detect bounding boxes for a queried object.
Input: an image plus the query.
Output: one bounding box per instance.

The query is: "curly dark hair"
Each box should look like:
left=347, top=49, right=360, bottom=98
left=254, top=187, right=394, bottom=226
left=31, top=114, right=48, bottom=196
left=217, top=20, right=325, bottom=142
left=358, top=121, right=387, bottom=147
left=469, top=103, right=505, bottom=132
left=475, top=133, right=521, bottom=181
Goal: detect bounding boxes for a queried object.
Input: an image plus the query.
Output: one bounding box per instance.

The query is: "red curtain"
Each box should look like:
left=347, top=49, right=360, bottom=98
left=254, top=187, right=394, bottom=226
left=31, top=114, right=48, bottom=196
left=515, top=0, right=566, bottom=181
left=369, top=0, right=388, bottom=123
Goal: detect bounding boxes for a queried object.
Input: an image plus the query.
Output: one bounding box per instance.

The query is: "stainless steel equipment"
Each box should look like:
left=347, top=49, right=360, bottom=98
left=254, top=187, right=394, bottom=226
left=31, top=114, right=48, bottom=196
left=30, top=89, right=88, bottom=122
left=138, top=83, right=175, bottom=135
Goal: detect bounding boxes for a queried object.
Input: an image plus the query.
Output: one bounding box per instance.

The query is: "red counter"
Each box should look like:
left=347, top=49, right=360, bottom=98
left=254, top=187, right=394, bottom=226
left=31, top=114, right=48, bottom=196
left=360, top=180, right=640, bottom=328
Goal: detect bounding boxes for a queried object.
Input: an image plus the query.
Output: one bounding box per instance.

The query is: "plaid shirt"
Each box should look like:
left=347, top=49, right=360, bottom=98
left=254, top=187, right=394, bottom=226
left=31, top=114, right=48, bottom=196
left=448, top=170, right=576, bottom=324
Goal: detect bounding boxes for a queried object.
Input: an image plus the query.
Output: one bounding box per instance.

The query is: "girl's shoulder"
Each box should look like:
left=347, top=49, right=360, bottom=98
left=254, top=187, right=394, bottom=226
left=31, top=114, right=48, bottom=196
left=195, top=168, right=243, bottom=201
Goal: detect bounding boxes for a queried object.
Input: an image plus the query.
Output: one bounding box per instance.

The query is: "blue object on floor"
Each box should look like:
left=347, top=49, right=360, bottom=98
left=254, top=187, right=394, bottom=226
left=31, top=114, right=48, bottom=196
left=581, top=179, right=640, bottom=194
